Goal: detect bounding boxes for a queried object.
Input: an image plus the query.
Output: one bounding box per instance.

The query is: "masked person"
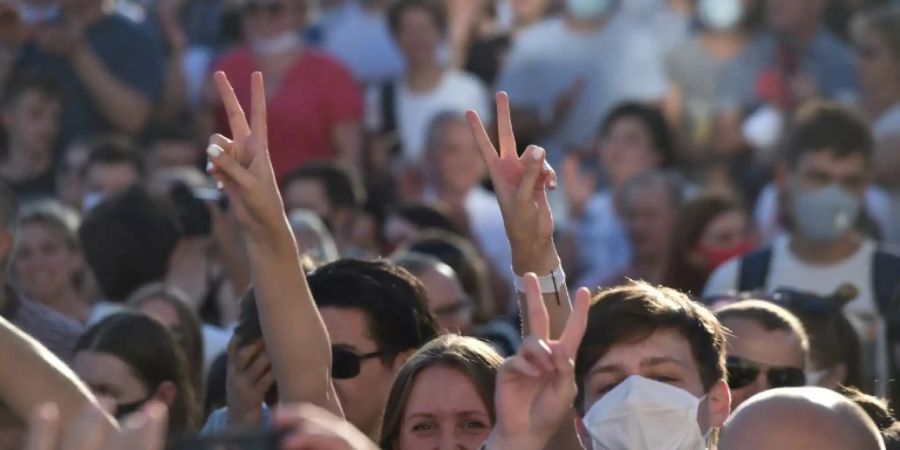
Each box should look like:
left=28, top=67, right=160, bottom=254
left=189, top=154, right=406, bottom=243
left=704, top=102, right=900, bottom=400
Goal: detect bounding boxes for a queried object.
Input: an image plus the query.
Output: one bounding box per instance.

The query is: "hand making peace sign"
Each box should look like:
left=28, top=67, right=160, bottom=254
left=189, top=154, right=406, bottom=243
left=466, top=93, right=559, bottom=276
left=485, top=275, right=591, bottom=450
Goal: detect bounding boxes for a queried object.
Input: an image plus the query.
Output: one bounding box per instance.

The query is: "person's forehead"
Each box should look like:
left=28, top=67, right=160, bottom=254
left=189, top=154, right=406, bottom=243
left=589, top=328, right=700, bottom=374
left=319, top=306, right=377, bottom=350
left=721, top=317, right=806, bottom=368
left=404, top=365, right=488, bottom=417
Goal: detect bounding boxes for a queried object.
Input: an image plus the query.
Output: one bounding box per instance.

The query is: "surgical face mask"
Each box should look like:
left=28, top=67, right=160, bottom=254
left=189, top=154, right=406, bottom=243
left=82, top=191, right=104, bottom=212
left=696, top=0, right=742, bottom=31
left=583, top=375, right=710, bottom=450
left=251, top=31, right=301, bottom=56
left=566, top=0, right=612, bottom=20
left=790, top=183, right=861, bottom=243
left=20, top=3, right=60, bottom=25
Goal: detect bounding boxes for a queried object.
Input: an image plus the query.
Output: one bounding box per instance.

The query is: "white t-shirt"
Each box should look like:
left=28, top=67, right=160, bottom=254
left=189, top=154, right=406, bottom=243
left=497, top=15, right=667, bottom=153
left=366, top=70, right=490, bottom=161
left=704, top=236, right=891, bottom=394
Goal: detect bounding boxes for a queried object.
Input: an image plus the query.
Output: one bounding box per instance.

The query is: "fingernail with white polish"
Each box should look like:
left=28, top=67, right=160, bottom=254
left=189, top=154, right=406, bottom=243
left=549, top=179, right=557, bottom=190
left=216, top=181, right=224, bottom=190
left=205, top=161, right=213, bottom=172
left=532, top=146, right=545, bottom=160
left=207, top=144, right=223, bottom=158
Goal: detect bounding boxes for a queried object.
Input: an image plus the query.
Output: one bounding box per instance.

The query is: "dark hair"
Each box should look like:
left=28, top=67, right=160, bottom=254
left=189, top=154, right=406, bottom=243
left=74, top=312, right=200, bottom=436
left=282, top=162, right=364, bottom=210
left=388, top=0, right=447, bottom=36
left=127, top=283, right=206, bottom=404
left=16, top=200, right=81, bottom=250
left=85, top=135, right=145, bottom=177
left=600, top=102, right=677, bottom=169
left=839, top=386, right=900, bottom=443
left=715, top=299, right=810, bottom=352
left=380, top=335, right=503, bottom=449
left=781, top=102, right=874, bottom=169
left=0, top=180, right=16, bottom=230
left=391, top=203, right=459, bottom=235
left=78, top=186, right=182, bottom=302
left=307, top=259, right=438, bottom=359
left=662, top=193, right=745, bottom=296
left=400, top=230, right=495, bottom=324
left=575, top=281, right=726, bottom=412
left=1, top=71, right=62, bottom=109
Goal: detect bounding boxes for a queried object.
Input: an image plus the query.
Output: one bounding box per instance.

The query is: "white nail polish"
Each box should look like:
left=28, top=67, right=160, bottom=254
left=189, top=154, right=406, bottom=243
left=549, top=180, right=558, bottom=190
left=205, top=161, right=213, bottom=172
left=207, top=144, right=223, bottom=158
left=216, top=181, right=224, bottom=190
left=532, top=146, right=545, bottom=160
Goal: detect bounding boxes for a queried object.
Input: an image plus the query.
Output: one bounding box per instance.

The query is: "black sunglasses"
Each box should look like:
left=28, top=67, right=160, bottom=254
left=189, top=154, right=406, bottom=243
left=332, top=347, right=391, bottom=380
left=727, top=356, right=806, bottom=390
left=244, top=1, right=285, bottom=16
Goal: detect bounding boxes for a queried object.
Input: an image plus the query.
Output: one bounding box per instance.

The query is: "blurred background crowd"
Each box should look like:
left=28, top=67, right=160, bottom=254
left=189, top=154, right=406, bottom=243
left=2, top=0, right=900, bottom=446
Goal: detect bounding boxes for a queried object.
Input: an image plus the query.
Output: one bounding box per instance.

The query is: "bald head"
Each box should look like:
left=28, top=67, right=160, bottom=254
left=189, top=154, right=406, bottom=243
left=720, top=387, right=884, bottom=450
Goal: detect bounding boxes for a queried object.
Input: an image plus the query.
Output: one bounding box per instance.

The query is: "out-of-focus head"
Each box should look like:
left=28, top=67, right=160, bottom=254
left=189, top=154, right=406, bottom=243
left=72, top=312, right=199, bottom=437
left=852, top=6, right=900, bottom=105
left=715, top=300, right=809, bottom=410
left=78, top=186, right=181, bottom=303
left=616, top=171, right=683, bottom=262
left=380, top=334, right=503, bottom=450
left=765, top=0, right=825, bottom=35
left=401, top=230, right=495, bottom=323
left=127, top=282, right=205, bottom=401
left=779, top=102, right=873, bottom=243
left=0, top=181, right=15, bottom=263
left=423, top=111, right=487, bottom=194
left=148, top=166, right=217, bottom=238
left=719, top=386, right=885, bottom=450
left=56, top=139, right=91, bottom=211
left=306, top=259, right=439, bottom=437
left=282, top=162, right=364, bottom=232
left=241, top=0, right=306, bottom=43
left=388, top=0, right=446, bottom=66
left=394, top=252, right=473, bottom=334
left=510, top=0, right=550, bottom=26
left=598, top=102, right=677, bottom=189
left=839, top=386, right=900, bottom=449
left=145, top=125, right=201, bottom=172
left=0, top=71, right=61, bottom=158
left=288, top=208, right=340, bottom=265
left=83, top=136, right=144, bottom=211
left=12, top=201, right=83, bottom=305
left=575, top=282, right=731, bottom=431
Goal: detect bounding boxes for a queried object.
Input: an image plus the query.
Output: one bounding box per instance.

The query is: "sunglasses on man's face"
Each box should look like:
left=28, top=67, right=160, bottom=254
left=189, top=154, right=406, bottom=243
left=726, top=356, right=806, bottom=390
left=243, top=2, right=285, bottom=17
left=331, top=346, right=390, bottom=380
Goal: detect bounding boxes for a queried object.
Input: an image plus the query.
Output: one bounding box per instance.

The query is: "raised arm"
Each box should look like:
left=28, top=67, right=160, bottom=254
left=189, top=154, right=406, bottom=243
left=0, top=316, right=116, bottom=442
left=206, top=72, right=342, bottom=417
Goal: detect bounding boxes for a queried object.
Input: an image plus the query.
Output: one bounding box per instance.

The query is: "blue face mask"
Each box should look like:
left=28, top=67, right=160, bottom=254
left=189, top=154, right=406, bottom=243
left=790, top=183, right=861, bottom=243
left=566, top=0, right=612, bottom=20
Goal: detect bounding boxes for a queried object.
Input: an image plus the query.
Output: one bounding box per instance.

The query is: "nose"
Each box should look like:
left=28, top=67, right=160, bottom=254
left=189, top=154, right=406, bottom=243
left=437, top=430, right=465, bottom=450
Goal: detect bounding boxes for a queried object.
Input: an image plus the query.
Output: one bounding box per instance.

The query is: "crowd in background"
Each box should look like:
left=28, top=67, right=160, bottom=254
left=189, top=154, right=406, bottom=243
left=0, top=0, right=899, bottom=448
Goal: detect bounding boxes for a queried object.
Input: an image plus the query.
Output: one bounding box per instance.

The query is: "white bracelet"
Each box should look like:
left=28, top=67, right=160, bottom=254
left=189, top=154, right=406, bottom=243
left=513, top=265, right=566, bottom=294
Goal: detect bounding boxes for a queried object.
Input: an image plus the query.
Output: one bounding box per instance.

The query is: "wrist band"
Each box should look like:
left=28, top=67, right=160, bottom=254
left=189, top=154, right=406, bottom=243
left=513, top=265, right=566, bottom=295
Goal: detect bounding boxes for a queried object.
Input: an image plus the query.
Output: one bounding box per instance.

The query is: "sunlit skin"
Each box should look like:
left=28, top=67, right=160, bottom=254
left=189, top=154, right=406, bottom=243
left=72, top=351, right=151, bottom=414
left=13, top=222, right=82, bottom=311
left=428, top=120, right=487, bottom=198
left=416, top=267, right=473, bottom=334
left=720, top=317, right=806, bottom=410
left=598, top=117, right=662, bottom=190
left=396, top=365, right=492, bottom=450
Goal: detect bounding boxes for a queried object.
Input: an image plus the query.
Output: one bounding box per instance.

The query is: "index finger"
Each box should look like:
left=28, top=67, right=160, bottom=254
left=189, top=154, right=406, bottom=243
left=524, top=273, right=550, bottom=341
left=213, top=71, right=250, bottom=139
left=466, top=110, right=499, bottom=165
left=559, top=287, right=591, bottom=357
left=496, top=92, right=517, bottom=159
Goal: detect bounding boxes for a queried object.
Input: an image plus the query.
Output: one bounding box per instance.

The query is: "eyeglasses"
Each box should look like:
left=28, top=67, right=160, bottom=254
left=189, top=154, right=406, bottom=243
left=332, top=346, right=391, bottom=380
left=726, top=356, right=806, bottom=390
left=243, top=1, right=285, bottom=17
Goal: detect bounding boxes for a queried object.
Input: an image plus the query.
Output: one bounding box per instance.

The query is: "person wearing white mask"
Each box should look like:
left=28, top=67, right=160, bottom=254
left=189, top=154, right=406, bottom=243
left=466, top=92, right=729, bottom=450
left=206, top=0, right=364, bottom=180
left=496, top=0, right=667, bottom=158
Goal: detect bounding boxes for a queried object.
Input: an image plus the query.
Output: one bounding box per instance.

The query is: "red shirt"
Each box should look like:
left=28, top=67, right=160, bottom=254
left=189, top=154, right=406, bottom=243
left=212, top=48, right=363, bottom=178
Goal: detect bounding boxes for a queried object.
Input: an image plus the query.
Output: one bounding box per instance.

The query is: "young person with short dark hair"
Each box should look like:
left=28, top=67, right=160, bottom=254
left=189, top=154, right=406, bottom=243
left=82, top=136, right=144, bottom=210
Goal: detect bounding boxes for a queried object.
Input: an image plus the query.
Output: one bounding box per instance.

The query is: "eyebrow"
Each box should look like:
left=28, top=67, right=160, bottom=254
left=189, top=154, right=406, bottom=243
left=588, top=356, right=687, bottom=376
left=406, top=411, right=490, bottom=420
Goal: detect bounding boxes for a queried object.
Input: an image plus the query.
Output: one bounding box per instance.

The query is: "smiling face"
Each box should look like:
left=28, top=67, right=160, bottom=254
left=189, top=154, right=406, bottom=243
left=395, top=365, right=492, bottom=450
left=13, top=222, right=81, bottom=304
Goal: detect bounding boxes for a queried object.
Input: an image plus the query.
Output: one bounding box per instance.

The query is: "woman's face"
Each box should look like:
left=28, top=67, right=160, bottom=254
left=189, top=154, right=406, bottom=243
left=599, top=116, right=662, bottom=189
left=242, top=0, right=302, bottom=41
left=697, top=209, right=748, bottom=251
left=431, top=121, right=486, bottom=194
left=397, top=365, right=492, bottom=450
left=855, top=26, right=900, bottom=103
left=13, top=222, right=80, bottom=302
left=395, top=7, right=442, bottom=66
left=72, top=350, right=151, bottom=416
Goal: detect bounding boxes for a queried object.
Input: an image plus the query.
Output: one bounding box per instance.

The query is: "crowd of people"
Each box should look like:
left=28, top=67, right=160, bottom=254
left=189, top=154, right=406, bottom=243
left=0, top=0, right=899, bottom=448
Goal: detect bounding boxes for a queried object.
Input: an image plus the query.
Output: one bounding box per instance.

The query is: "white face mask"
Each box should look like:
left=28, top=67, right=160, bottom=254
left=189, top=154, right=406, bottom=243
left=583, top=375, right=710, bottom=450
left=696, top=0, right=742, bottom=31
left=251, top=31, right=301, bottom=56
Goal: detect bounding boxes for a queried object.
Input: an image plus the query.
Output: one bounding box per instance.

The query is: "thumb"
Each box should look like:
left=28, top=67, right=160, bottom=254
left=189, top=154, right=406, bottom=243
left=515, top=146, right=546, bottom=206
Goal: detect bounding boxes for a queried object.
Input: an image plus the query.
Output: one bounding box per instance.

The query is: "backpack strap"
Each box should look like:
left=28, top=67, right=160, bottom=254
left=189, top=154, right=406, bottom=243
left=872, top=248, right=900, bottom=318
left=737, top=247, right=773, bottom=293
left=379, top=81, right=401, bottom=156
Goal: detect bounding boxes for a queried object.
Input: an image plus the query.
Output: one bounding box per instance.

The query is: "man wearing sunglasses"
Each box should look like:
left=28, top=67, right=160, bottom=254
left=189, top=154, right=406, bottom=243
left=715, top=300, right=809, bottom=409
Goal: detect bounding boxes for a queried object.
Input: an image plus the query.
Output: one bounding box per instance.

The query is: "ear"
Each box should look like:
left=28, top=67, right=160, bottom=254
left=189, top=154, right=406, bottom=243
left=707, top=379, right=732, bottom=429
left=391, top=348, right=417, bottom=373
left=153, top=380, right=178, bottom=408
